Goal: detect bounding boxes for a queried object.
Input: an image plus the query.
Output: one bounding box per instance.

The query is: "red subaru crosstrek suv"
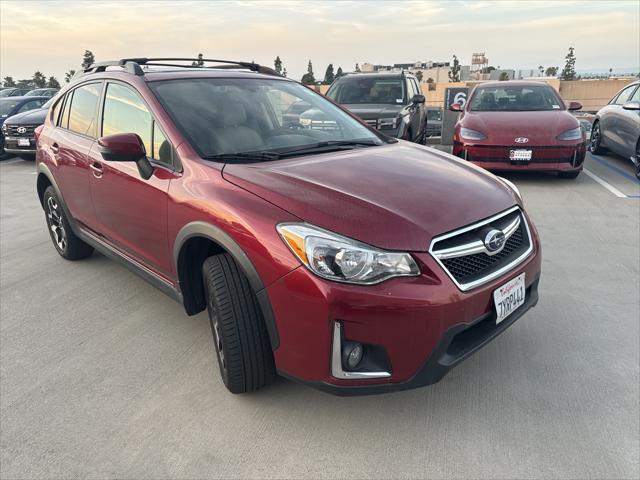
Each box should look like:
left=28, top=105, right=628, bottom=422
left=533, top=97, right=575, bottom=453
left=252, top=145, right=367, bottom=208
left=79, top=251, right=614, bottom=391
left=35, top=58, right=541, bottom=395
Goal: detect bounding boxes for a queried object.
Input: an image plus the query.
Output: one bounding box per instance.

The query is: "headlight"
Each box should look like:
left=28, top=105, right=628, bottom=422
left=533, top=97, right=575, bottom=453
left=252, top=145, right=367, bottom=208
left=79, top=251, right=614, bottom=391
left=377, top=117, right=398, bottom=129
left=460, top=127, right=487, bottom=141
left=299, top=118, right=311, bottom=126
left=497, top=176, right=522, bottom=202
left=1, top=123, right=6, bottom=132
left=557, top=127, right=582, bottom=141
left=277, top=223, right=420, bottom=284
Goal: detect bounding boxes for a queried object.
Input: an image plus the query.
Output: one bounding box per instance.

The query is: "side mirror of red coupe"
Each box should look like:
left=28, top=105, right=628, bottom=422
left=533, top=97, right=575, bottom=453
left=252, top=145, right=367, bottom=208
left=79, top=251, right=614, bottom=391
left=567, top=101, right=582, bottom=111
left=449, top=103, right=463, bottom=112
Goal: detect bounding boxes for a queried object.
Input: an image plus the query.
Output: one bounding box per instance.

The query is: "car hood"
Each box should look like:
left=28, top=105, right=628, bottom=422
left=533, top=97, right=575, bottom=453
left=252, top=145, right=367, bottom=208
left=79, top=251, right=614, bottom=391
left=222, top=143, right=518, bottom=251
left=342, top=104, right=405, bottom=120
left=460, top=111, right=580, bottom=146
left=3, top=107, right=47, bottom=125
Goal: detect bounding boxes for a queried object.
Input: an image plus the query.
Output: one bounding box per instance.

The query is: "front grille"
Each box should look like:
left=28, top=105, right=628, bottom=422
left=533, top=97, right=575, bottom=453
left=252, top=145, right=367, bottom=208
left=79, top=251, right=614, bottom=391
left=460, top=145, right=578, bottom=164
left=430, top=207, right=532, bottom=290
left=3, top=124, right=38, bottom=137
left=364, top=119, right=378, bottom=128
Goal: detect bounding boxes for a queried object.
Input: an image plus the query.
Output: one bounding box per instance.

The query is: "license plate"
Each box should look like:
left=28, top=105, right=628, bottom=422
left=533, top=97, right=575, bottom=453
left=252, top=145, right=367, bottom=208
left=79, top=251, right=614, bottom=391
left=493, top=273, right=526, bottom=324
left=18, top=138, right=30, bottom=147
left=509, top=149, right=532, bottom=162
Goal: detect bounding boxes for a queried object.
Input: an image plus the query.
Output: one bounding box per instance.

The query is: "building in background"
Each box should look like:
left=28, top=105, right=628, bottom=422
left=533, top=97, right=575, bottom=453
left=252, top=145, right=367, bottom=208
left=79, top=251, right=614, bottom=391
left=470, top=52, right=489, bottom=81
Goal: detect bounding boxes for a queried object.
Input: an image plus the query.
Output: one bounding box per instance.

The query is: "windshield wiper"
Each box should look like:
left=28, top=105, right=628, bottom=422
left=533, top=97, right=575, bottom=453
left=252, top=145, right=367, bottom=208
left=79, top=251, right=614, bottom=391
left=277, top=139, right=382, bottom=158
left=202, top=152, right=282, bottom=163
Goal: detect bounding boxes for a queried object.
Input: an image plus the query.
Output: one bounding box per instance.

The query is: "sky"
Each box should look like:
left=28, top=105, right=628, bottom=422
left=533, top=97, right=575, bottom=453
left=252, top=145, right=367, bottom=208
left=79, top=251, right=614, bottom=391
left=1, top=0, right=638, bottom=83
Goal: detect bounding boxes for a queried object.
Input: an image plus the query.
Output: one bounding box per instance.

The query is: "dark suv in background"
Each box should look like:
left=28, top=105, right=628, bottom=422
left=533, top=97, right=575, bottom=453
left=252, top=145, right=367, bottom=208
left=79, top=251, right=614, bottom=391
left=326, top=72, right=428, bottom=144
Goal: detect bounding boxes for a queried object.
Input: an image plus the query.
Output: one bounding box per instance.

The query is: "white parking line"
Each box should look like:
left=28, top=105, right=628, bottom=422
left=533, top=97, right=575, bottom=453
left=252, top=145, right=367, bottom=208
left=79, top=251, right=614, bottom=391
left=584, top=169, right=627, bottom=198
left=0, top=158, right=24, bottom=166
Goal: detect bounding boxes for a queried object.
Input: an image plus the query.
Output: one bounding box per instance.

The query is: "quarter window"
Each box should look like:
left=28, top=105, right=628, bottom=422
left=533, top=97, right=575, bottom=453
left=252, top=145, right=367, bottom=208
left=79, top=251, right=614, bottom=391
left=102, top=83, right=152, bottom=155
left=68, top=83, right=101, bottom=136
left=153, top=122, right=172, bottom=164
left=628, top=86, right=639, bottom=103
left=612, top=85, right=637, bottom=105
left=51, top=97, right=64, bottom=125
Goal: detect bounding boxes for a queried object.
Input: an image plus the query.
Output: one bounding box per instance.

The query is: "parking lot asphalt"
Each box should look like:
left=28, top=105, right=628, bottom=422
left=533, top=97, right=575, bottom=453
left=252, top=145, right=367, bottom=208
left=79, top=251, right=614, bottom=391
left=1, top=152, right=638, bottom=479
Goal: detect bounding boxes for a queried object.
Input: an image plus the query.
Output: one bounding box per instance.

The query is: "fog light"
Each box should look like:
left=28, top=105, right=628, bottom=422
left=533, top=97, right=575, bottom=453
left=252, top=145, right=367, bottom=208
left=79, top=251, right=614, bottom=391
left=344, top=342, right=363, bottom=370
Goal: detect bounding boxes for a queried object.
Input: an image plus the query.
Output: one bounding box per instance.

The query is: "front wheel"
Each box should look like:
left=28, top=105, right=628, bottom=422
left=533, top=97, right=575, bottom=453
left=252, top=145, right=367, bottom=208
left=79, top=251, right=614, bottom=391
left=635, top=142, right=640, bottom=179
left=202, top=253, right=275, bottom=394
left=589, top=121, right=606, bottom=155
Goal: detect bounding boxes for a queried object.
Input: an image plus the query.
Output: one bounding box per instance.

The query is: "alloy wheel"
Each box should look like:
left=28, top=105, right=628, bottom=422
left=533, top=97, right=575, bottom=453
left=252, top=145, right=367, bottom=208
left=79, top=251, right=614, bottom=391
left=47, top=196, right=67, bottom=251
left=589, top=123, right=600, bottom=152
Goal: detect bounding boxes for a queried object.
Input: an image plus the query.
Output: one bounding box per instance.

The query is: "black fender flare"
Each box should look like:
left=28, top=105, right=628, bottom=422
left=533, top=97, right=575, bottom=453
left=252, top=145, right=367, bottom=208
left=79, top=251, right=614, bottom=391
left=173, top=221, right=280, bottom=350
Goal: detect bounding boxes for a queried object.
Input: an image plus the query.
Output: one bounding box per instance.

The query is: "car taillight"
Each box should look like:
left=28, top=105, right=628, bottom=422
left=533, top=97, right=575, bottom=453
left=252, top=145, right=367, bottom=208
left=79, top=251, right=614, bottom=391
left=34, top=125, right=44, bottom=142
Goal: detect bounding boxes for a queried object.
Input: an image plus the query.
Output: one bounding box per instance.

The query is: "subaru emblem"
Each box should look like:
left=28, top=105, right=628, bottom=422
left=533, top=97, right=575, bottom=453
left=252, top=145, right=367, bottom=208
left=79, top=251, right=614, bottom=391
left=484, top=229, right=506, bottom=254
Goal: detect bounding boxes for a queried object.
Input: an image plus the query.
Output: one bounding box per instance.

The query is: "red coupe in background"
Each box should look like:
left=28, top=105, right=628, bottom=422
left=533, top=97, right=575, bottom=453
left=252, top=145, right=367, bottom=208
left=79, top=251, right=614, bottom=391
left=452, top=81, right=586, bottom=179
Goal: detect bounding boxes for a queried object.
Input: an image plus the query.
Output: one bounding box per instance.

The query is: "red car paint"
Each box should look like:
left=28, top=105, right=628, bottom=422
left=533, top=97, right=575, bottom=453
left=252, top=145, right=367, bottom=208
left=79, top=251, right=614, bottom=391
left=452, top=81, right=586, bottom=173
left=36, top=68, right=541, bottom=394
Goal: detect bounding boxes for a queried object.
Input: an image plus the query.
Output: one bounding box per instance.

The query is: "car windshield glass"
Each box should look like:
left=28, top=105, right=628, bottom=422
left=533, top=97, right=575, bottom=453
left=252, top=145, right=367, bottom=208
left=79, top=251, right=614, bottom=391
left=0, top=90, right=15, bottom=98
left=25, top=90, right=43, bottom=97
left=42, top=98, right=54, bottom=109
left=427, top=110, right=442, bottom=120
left=149, top=78, right=383, bottom=160
left=469, top=85, right=562, bottom=111
left=0, top=99, right=20, bottom=116
left=327, top=77, right=405, bottom=105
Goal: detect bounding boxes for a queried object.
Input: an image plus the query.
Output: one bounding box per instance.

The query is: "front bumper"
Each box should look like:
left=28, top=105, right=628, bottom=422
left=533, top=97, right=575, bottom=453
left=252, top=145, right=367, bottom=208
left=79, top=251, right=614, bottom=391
left=2, top=135, right=36, bottom=155
left=268, top=225, right=542, bottom=395
left=453, top=142, right=586, bottom=172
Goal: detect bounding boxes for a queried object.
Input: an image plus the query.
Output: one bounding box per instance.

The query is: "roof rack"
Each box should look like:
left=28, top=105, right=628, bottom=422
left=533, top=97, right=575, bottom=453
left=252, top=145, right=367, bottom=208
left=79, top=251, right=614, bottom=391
left=74, top=57, right=280, bottom=79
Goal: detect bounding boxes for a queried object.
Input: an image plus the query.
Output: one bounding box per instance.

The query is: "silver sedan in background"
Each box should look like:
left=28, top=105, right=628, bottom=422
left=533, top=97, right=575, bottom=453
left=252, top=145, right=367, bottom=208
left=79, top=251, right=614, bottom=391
left=590, top=80, right=640, bottom=178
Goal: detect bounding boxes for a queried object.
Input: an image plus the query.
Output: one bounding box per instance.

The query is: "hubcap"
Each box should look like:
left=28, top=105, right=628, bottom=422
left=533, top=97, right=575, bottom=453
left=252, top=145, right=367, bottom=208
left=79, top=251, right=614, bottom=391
left=47, top=196, right=67, bottom=251
left=212, top=315, right=226, bottom=371
left=590, top=124, right=600, bottom=151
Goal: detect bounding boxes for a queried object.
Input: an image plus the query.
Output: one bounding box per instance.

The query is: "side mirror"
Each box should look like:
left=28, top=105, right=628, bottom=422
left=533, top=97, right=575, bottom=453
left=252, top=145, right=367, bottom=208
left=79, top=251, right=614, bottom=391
left=568, top=101, right=582, bottom=111
left=411, top=94, right=426, bottom=104
left=449, top=103, right=463, bottom=112
left=622, top=101, right=640, bottom=111
left=98, top=133, right=154, bottom=180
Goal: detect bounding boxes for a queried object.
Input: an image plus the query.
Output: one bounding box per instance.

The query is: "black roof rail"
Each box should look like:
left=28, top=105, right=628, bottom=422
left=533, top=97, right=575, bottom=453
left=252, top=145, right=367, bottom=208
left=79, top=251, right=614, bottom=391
left=75, top=57, right=280, bottom=79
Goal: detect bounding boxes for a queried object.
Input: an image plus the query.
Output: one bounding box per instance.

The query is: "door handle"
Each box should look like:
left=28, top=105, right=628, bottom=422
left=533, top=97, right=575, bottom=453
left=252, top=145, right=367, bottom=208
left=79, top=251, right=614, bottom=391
left=90, top=162, right=103, bottom=178
left=51, top=142, right=59, bottom=154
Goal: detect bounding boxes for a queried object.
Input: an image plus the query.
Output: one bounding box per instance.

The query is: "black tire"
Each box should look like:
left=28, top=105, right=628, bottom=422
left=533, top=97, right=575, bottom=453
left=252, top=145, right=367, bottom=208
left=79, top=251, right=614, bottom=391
left=202, top=253, right=275, bottom=394
left=558, top=170, right=581, bottom=179
left=43, top=186, right=94, bottom=260
left=635, top=142, right=640, bottom=179
left=589, top=121, right=606, bottom=155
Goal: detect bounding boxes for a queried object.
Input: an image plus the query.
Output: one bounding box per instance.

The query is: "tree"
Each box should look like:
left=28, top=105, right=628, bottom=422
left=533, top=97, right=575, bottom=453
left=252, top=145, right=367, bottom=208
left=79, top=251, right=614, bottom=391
left=282, top=67, right=287, bottom=78
left=2, top=76, right=16, bottom=87
left=191, top=53, right=204, bottom=67
left=16, top=79, right=32, bottom=88
left=545, top=66, right=558, bottom=77
left=560, top=47, right=576, bottom=81
left=65, top=70, right=76, bottom=83
left=426, top=77, right=435, bottom=91
left=323, top=64, right=335, bottom=84
left=499, top=71, right=510, bottom=81
left=81, top=50, right=95, bottom=68
left=415, top=71, right=423, bottom=82
left=335, top=67, right=344, bottom=79
left=485, top=65, right=496, bottom=74
left=538, top=65, right=544, bottom=76
left=274, top=56, right=283, bottom=75
left=448, top=55, right=460, bottom=82
left=47, top=76, right=61, bottom=88
left=32, top=71, right=47, bottom=88
left=301, top=60, right=316, bottom=85
left=355, top=63, right=361, bottom=73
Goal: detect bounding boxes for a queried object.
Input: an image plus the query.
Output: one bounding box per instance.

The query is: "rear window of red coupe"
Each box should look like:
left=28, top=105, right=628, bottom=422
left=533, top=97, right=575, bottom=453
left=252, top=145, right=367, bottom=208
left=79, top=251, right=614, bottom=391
left=469, top=85, right=563, bottom=112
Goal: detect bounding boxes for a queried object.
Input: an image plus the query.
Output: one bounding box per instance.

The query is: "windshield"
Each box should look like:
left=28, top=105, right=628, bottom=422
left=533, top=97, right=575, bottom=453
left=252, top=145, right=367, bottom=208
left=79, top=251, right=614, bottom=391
left=327, top=77, right=405, bottom=105
left=149, top=78, right=383, bottom=160
left=42, top=98, right=54, bottom=109
left=25, top=90, right=44, bottom=97
left=469, top=85, right=563, bottom=111
left=0, top=99, right=20, bottom=116
left=0, top=89, right=15, bottom=98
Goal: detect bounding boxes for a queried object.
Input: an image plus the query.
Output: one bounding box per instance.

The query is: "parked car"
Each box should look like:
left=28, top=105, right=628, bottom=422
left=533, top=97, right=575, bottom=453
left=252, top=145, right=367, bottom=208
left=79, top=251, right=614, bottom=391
left=590, top=80, right=640, bottom=178
left=0, top=87, right=32, bottom=97
left=25, top=88, right=59, bottom=98
left=326, top=72, right=428, bottom=144
left=452, top=81, right=586, bottom=179
left=36, top=57, right=541, bottom=395
left=1, top=98, right=53, bottom=158
left=0, top=96, right=49, bottom=155
left=425, top=107, right=443, bottom=137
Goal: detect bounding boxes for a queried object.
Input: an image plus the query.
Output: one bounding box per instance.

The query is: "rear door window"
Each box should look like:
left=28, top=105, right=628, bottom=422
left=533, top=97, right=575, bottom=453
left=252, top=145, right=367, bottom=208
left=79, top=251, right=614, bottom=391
left=67, top=83, right=102, bottom=137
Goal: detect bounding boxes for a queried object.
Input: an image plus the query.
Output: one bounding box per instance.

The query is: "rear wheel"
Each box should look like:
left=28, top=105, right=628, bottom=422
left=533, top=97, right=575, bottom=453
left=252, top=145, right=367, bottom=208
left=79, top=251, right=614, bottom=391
left=589, top=121, right=606, bottom=155
left=202, top=253, right=275, bottom=394
left=558, top=170, right=581, bottom=179
left=634, top=142, right=640, bottom=179
left=43, top=186, right=94, bottom=260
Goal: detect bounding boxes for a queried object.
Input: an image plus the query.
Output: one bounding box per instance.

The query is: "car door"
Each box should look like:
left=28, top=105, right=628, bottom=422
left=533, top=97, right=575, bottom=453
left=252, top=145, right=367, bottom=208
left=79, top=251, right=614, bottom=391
left=88, top=81, right=177, bottom=279
left=48, top=82, right=102, bottom=229
left=601, top=84, right=637, bottom=154
left=616, top=85, right=640, bottom=158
